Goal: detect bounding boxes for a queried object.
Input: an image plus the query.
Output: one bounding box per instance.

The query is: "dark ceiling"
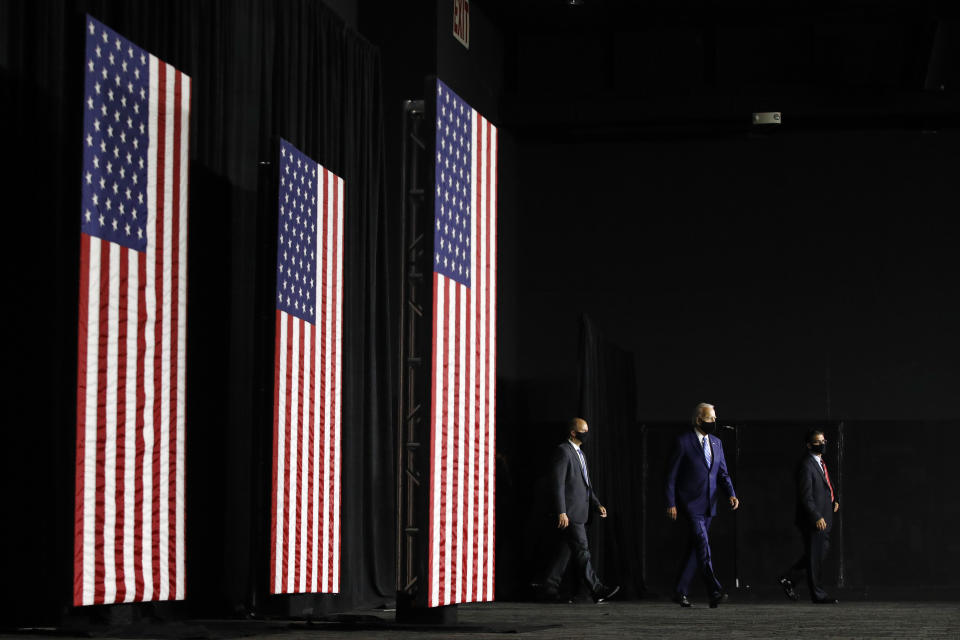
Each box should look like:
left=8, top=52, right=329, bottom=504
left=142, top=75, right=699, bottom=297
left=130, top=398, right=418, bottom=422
left=472, top=0, right=960, bottom=134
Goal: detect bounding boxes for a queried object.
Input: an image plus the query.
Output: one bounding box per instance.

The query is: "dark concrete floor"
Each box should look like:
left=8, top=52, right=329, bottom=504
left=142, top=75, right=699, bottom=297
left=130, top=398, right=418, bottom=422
left=6, top=599, right=959, bottom=639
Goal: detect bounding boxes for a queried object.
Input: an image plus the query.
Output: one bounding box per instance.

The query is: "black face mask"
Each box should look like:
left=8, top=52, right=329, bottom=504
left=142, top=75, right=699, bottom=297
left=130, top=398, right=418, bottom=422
left=809, top=443, right=825, bottom=454
left=699, top=421, right=716, bottom=434
left=573, top=430, right=589, bottom=446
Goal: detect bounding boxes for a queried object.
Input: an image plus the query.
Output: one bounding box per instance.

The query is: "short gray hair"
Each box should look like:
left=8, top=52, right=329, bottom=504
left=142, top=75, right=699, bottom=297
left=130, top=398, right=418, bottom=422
left=691, top=403, right=714, bottom=425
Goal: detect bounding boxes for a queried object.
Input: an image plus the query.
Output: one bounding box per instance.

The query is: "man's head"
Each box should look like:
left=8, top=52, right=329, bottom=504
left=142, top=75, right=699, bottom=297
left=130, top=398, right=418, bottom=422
left=568, top=417, right=589, bottom=445
left=806, top=429, right=826, bottom=455
left=692, top=403, right=717, bottom=434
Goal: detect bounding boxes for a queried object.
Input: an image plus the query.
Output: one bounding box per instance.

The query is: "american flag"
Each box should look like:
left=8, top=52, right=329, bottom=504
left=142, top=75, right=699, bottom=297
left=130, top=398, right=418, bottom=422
left=75, top=16, right=190, bottom=606
left=269, top=139, right=343, bottom=594
left=428, top=80, right=497, bottom=607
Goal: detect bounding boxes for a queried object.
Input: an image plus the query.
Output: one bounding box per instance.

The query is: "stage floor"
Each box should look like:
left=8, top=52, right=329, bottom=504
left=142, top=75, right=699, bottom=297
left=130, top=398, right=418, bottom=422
left=8, top=599, right=960, bottom=639
left=352, top=600, right=958, bottom=639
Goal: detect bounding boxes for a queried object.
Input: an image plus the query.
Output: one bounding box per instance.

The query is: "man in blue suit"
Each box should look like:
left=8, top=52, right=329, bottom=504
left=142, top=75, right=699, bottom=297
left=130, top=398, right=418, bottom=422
left=665, top=403, right=739, bottom=608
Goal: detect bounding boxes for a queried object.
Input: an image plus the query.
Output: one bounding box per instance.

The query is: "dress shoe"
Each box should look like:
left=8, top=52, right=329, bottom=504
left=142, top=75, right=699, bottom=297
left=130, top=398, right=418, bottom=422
left=671, top=593, right=692, bottom=608
left=530, top=582, right=571, bottom=604
left=708, top=591, right=727, bottom=608
left=535, top=589, right=572, bottom=604
left=777, top=576, right=799, bottom=601
left=812, top=597, right=839, bottom=604
left=592, top=584, right=620, bottom=603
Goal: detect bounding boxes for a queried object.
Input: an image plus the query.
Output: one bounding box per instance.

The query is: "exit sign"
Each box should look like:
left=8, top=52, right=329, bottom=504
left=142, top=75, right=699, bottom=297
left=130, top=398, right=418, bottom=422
left=453, top=0, right=470, bottom=49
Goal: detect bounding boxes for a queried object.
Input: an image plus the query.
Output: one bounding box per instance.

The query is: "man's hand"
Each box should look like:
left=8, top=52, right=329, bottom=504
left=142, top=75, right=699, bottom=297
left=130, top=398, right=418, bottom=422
left=729, top=496, right=740, bottom=510
left=557, top=513, right=570, bottom=529
left=815, top=517, right=827, bottom=531
left=597, top=505, right=607, bottom=518
left=833, top=502, right=840, bottom=513
left=666, top=506, right=677, bottom=521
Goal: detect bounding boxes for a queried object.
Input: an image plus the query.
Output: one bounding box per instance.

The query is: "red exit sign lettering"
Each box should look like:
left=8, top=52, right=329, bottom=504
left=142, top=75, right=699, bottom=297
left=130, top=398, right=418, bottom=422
left=453, top=0, right=470, bottom=49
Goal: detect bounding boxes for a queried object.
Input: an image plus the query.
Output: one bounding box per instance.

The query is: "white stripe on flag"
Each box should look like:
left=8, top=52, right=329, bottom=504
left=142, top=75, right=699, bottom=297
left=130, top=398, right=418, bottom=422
left=466, top=112, right=478, bottom=599
left=445, top=276, right=456, bottom=605
left=299, top=323, right=311, bottom=593
left=456, top=276, right=466, bottom=602
left=287, top=320, right=300, bottom=592
left=321, top=170, right=333, bottom=591
left=274, top=316, right=288, bottom=593
left=487, top=122, right=498, bottom=600
left=430, top=278, right=444, bottom=607
left=123, top=247, right=138, bottom=602
left=140, top=52, right=160, bottom=604
left=158, top=60, right=175, bottom=600
left=81, top=237, right=100, bottom=606
left=332, top=175, right=344, bottom=591
left=104, top=242, right=120, bottom=605
left=475, top=114, right=487, bottom=600
left=175, top=73, right=190, bottom=601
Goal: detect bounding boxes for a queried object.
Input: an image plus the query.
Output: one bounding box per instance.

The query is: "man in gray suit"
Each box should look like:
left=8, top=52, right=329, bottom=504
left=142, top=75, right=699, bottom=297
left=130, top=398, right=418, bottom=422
left=535, top=418, right=619, bottom=603
left=778, top=429, right=841, bottom=604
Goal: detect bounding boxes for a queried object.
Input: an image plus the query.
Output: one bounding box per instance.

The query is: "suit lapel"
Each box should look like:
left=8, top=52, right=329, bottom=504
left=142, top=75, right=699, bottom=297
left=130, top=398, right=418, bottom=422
left=570, top=444, right=589, bottom=488
left=809, top=456, right=829, bottom=488
left=692, top=431, right=711, bottom=470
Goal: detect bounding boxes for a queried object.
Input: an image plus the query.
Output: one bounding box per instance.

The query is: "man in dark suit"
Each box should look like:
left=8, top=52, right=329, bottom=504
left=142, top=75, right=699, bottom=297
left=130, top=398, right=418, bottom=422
left=665, top=402, right=739, bottom=608
left=778, top=429, right=841, bottom=604
left=535, top=417, right=619, bottom=603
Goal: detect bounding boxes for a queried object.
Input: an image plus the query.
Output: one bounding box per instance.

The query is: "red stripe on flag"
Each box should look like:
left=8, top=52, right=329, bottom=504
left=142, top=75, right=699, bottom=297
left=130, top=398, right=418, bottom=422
left=115, top=247, right=130, bottom=603
left=94, top=239, right=110, bottom=605
left=474, top=115, right=490, bottom=602
left=480, top=119, right=496, bottom=600
left=442, top=278, right=452, bottom=602
left=473, top=193, right=482, bottom=603
left=487, top=120, right=497, bottom=598
left=151, top=60, right=167, bottom=598
left=74, top=235, right=91, bottom=606
left=460, top=276, right=471, bottom=603
left=428, top=272, right=439, bottom=606
left=178, top=74, right=192, bottom=600
left=305, top=322, right=316, bottom=592
left=333, top=176, right=343, bottom=591
left=269, top=310, right=282, bottom=592
left=452, top=283, right=462, bottom=604
left=283, top=313, right=294, bottom=591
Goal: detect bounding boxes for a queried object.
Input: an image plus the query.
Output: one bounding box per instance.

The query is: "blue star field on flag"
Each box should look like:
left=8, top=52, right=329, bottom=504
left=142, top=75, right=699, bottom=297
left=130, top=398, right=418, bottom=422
left=434, top=81, right=473, bottom=288
left=276, top=139, right=319, bottom=324
left=80, top=17, right=150, bottom=252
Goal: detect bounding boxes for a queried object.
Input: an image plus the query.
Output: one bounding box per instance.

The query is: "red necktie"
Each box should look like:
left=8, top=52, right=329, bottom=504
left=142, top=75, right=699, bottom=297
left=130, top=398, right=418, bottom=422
left=822, top=459, right=835, bottom=502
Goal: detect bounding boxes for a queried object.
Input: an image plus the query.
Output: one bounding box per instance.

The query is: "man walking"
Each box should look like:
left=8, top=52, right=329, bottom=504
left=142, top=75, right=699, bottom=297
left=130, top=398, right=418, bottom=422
left=536, top=417, right=619, bottom=604
left=778, top=429, right=841, bottom=604
left=665, top=403, right=739, bottom=608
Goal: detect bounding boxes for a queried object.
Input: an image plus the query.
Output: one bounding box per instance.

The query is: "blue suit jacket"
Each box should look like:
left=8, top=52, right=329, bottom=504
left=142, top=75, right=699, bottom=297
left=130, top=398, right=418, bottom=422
left=665, top=430, right=736, bottom=517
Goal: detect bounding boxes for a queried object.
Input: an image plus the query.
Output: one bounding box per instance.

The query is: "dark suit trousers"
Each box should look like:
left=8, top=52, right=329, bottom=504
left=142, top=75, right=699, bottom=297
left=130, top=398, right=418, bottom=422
left=787, top=524, right=831, bottom=601
left=543, top=522, right=600, bottom=595
left=675, top=515, right=722, bottom=596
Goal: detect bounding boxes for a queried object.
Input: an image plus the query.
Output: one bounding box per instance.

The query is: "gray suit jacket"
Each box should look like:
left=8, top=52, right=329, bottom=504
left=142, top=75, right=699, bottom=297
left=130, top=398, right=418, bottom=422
left=548, top=442, right=600, bottom=524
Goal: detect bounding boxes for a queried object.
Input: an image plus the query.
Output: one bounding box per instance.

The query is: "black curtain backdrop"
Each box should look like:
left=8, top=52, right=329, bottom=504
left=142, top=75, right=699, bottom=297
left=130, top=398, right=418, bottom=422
left=576, top=315, right=647, bottom=598
left=568, top=317, right=959, bottom=599
left=2, top=0, right=395, bottom=625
